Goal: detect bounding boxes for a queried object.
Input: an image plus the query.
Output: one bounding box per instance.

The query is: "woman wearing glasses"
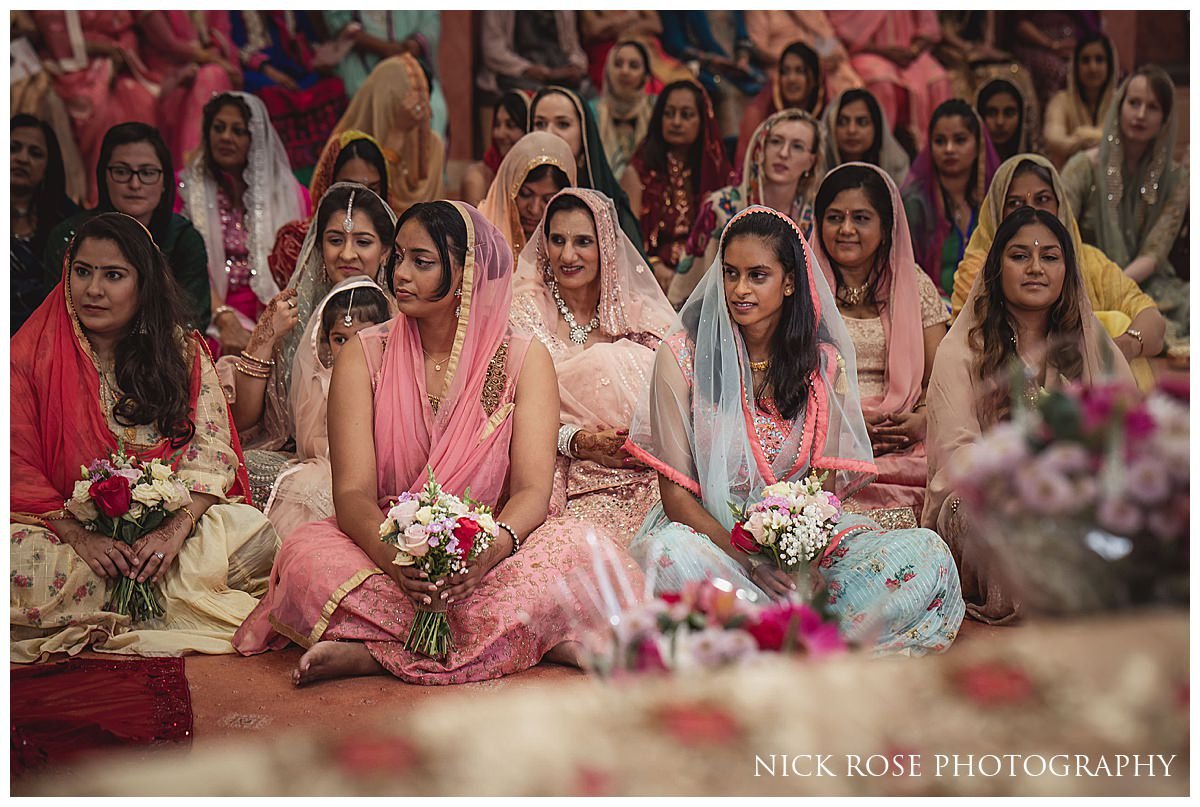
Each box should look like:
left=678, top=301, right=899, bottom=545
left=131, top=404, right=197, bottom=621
left=44, top=123, right=212, bottom=334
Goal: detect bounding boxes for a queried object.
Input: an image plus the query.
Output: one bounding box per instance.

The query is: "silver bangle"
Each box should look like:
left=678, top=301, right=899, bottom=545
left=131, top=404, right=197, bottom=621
left=496, top=521, right=520, bottom=556
left=557, top=424, right=583, bottom=459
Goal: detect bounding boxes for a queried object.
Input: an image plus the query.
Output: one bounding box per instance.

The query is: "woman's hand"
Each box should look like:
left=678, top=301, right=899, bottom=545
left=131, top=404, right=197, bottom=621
left=244, top=289, right=300, bottom=360
left=262, top=64, right=300, bottom=92
left=868, top=410, right=927, bottom=455
left=390, top=563, right=441, bottom=607
left=130, top=513, right=190, bottom=584
left=440, top=531, right=512, bottom=605
left=215, top=310, right=253, bottom=354
left=749, top=563, right=796, bottom=601
left=574, top=428, right=646, bottom=470
left=60, top=523, right=137, bottom=580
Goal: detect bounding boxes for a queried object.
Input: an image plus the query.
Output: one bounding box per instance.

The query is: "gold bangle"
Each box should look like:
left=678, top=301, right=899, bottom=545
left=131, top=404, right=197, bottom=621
left=913, top=401, right=928, bottom=411
left=181, top=507, right=198, bottom=536
left=239, top=350, right=275, bottom=368
left=213, top=305, right=238, bottom=323
left=234, top=361, right=271, bottom=379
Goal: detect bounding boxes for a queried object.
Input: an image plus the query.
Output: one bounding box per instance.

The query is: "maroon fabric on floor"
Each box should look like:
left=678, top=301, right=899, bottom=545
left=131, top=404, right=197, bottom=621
left=11, top=657, right=193, bottom=777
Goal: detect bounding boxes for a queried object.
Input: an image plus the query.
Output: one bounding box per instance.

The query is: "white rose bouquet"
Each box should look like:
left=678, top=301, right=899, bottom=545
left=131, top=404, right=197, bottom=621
left=378, top=468, right=498, bottom=659
left=65, top=453, right=192, bottom=621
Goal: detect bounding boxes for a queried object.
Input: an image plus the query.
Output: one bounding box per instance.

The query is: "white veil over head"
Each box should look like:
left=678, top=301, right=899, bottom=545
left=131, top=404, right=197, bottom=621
left=178, top=90, right=307, bottom=307
left=627, top=204, right=876, bottom=525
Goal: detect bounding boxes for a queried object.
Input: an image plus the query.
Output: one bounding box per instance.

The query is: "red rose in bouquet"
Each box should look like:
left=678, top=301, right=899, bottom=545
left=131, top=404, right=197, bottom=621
left=88, top=475, right=132, bottom=518
left=452, top=517, right=483, bottom=558
left=729, top=523, right=759, bottom=554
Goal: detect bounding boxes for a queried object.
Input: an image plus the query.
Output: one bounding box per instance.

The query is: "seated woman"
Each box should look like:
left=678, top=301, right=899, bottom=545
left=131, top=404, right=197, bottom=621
left=579, top=11, right=689, bottom=92
left=478, top=131, right=576, bottom=261
left=950, top=155, right=1167, bottom=390
left=670, top=108, right=823, bottom=308
left=826, top=10, right=952, bottom=151
left=229, top=11, right=349, bottom=172
left=1042, top=33, right=1118, bottom=169
left=12, top=114, right=79, bottom=334
left=530, top=86, right=644, bottom=252
left=511, top=188, right=676, bottom=545
left=1061, top=66, right=1189, bottom=344
left=461, top=91, right=530, bottom=208
left=812, top=163, right=948, bottom=517
left=220, top=183, right=397, bottom=507
left=264, top=277, right=392, bottom=539
left=735, top=41, right=825, bottom=168
left=744, top=10, right=862, bottom=102
left=625, top=205, right=964, bottom=655
left=590, top=40, right=657, bottom=180
left=46, top=123, right=210, bottom=335
left=924, top=206, right=1135, bottom=624
left=177, top=92, right=308, bottom=355
left=11, top=213, right=278, bottom=662
left=268, top=130, right=390, bottom=291
left=331, top=54, right=445, bottom=218
left=901, top=100, right=1000, bottom=298
left=621, top=80, right=733, bottom=291
left=137, top=10, right=241, bottom=170
left=822, top=89, right=910, bottom=186
left=976, top=78, right=1040, bottom=164
left=233, top=201, right=643, bottom=685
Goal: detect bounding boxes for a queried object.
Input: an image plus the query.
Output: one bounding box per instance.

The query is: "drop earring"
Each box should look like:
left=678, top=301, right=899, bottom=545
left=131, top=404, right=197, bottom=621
left=454, top=286, right=462, bottom=318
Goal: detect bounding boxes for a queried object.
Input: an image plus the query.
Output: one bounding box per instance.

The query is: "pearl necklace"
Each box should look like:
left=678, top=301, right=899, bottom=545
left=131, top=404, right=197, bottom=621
left=550, top=280, right=600, bottom=345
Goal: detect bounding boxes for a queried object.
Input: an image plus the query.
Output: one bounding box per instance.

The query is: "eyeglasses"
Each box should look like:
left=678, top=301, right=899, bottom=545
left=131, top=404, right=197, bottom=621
left=107, top=165, right=164, bottom=184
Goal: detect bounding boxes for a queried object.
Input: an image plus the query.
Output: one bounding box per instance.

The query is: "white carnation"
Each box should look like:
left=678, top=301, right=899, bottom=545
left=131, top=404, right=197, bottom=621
left=131, top=482, right=164, bottom=507
left=415, top=506, right=435, bottom=525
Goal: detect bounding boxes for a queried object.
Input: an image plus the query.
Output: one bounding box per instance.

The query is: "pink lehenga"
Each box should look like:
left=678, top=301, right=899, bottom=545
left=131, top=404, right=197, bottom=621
left=510, top=188, right=678, bottom=546
left=234, top=202, right=642, bottom=683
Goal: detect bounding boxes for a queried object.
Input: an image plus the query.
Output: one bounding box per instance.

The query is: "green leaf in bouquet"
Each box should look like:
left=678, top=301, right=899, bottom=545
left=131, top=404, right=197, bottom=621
left=686, top=611, right=707, bottom=631
left=140, top=508, right=168, bottom=533
left=1038, top=391, right=1083, bottom=443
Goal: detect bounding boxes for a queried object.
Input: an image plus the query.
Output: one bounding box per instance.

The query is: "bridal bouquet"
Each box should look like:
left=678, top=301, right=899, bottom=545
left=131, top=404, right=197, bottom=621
left=65, top=453, right=192, bottom=621
left=728, top=473, right=844, bottom=593
left=378, top=469, right=498, bottom=659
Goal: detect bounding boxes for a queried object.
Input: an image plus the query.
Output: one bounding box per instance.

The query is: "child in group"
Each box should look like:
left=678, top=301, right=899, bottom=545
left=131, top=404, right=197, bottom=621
left=264, top=277, right=392, bottom=539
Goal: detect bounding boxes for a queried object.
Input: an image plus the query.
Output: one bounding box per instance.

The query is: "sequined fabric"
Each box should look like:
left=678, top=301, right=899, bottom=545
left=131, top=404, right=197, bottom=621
left=217, top=187, right=252, bottom=293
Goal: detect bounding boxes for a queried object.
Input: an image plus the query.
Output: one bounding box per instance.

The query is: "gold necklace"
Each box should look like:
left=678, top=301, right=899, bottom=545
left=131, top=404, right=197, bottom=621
left=749, top=358, right=770, bottom=372
left=838, top=282, right=869, bottom=307
left=422, top=348, right=451, bottom=372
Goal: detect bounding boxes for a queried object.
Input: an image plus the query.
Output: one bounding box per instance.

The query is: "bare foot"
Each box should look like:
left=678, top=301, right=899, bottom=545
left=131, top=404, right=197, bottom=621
left=292, top=641, right=386, bottom=687
left=543, top=640, right=585, bottom=669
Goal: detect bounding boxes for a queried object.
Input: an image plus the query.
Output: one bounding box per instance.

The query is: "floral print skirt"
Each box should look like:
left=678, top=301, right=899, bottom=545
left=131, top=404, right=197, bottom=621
left=10, top=503, right=278, bottom=662
left=629, top=508, right=965, bottom=656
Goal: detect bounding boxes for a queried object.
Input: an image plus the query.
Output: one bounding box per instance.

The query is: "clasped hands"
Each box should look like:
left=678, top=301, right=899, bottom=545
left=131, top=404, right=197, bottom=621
left=864, top=409, right=926, bottom=456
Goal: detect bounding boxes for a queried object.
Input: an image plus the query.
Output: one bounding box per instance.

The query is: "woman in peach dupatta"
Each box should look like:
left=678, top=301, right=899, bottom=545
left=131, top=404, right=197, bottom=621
left=234, top=201, right=641, bottom=685
left=812, top=163, right=948, bottom=518
left=477, top=131, right=577, bottom=263
left=510, top=188, right=676, bottom=545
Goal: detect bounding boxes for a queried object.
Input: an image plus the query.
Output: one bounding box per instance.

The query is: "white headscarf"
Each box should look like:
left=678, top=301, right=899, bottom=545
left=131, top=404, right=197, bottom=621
left=178, top=91, right=307, bottom=306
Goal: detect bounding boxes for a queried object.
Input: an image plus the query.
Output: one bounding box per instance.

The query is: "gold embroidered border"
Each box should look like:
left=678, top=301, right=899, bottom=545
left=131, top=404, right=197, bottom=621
left=266, top=567, right=383, bottom=648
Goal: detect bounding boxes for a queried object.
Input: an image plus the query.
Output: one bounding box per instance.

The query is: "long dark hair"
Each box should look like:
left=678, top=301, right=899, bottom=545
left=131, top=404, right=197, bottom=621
left=778, top=41, right=822, bottom=111
left=928, top=98, right=984, bottom=209
left=389, top=201, right=467, bottom=300
left=332, top=136, right=390, bottom=203
left=720, top=212, right=822, bottom=420
left=971, top=206, right=1084, bottom=420
left=200, top=92, right=253, bottom=199
left=11, top=114, right=68, bottom=256
left=834, top=89, right=884, bottom=166
left=814, top=164, right=894, bottom=308
left=495, top=90, right=531, bottom=133
left=635, top=80, right=708, bottom=195
left=977, top=79, right=1024, bottom=160
left=69, top=213, right=195, bottom=446
left=95, top=122, right=175, bottom=243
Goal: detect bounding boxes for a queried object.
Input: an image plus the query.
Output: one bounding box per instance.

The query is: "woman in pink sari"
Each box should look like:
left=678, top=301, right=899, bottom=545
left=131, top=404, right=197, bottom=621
left=811, top=163, right=949, bottom=519
left=137, top=11, right=242, bottom=170
left=234, top=201, right=642, bottom=685
left=31, top=11, right=158, bottom=207
left=826, top=11, right=952, bottom=151
left=510, top=188, right=677, bottom=545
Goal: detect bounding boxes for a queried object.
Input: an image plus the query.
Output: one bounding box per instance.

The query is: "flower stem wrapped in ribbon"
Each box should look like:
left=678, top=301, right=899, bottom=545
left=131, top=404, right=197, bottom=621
left=378, top=468, right=498, bottom=659
left=65, top=452, right=193, bottom=622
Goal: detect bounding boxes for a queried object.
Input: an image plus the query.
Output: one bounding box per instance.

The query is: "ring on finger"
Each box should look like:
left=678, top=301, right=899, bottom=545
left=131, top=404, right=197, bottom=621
left=155, top=551, right=165, bottom=560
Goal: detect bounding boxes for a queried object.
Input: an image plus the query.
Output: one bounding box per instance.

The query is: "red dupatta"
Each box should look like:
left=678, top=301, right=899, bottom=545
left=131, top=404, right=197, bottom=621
left=11, top=253, right=251, bottom=523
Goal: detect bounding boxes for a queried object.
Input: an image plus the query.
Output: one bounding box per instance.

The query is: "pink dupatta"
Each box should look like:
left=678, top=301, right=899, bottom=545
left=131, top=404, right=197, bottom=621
left=367, top=202, right=525, bottom=506
left=811, top=162, right=925, bottom=418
